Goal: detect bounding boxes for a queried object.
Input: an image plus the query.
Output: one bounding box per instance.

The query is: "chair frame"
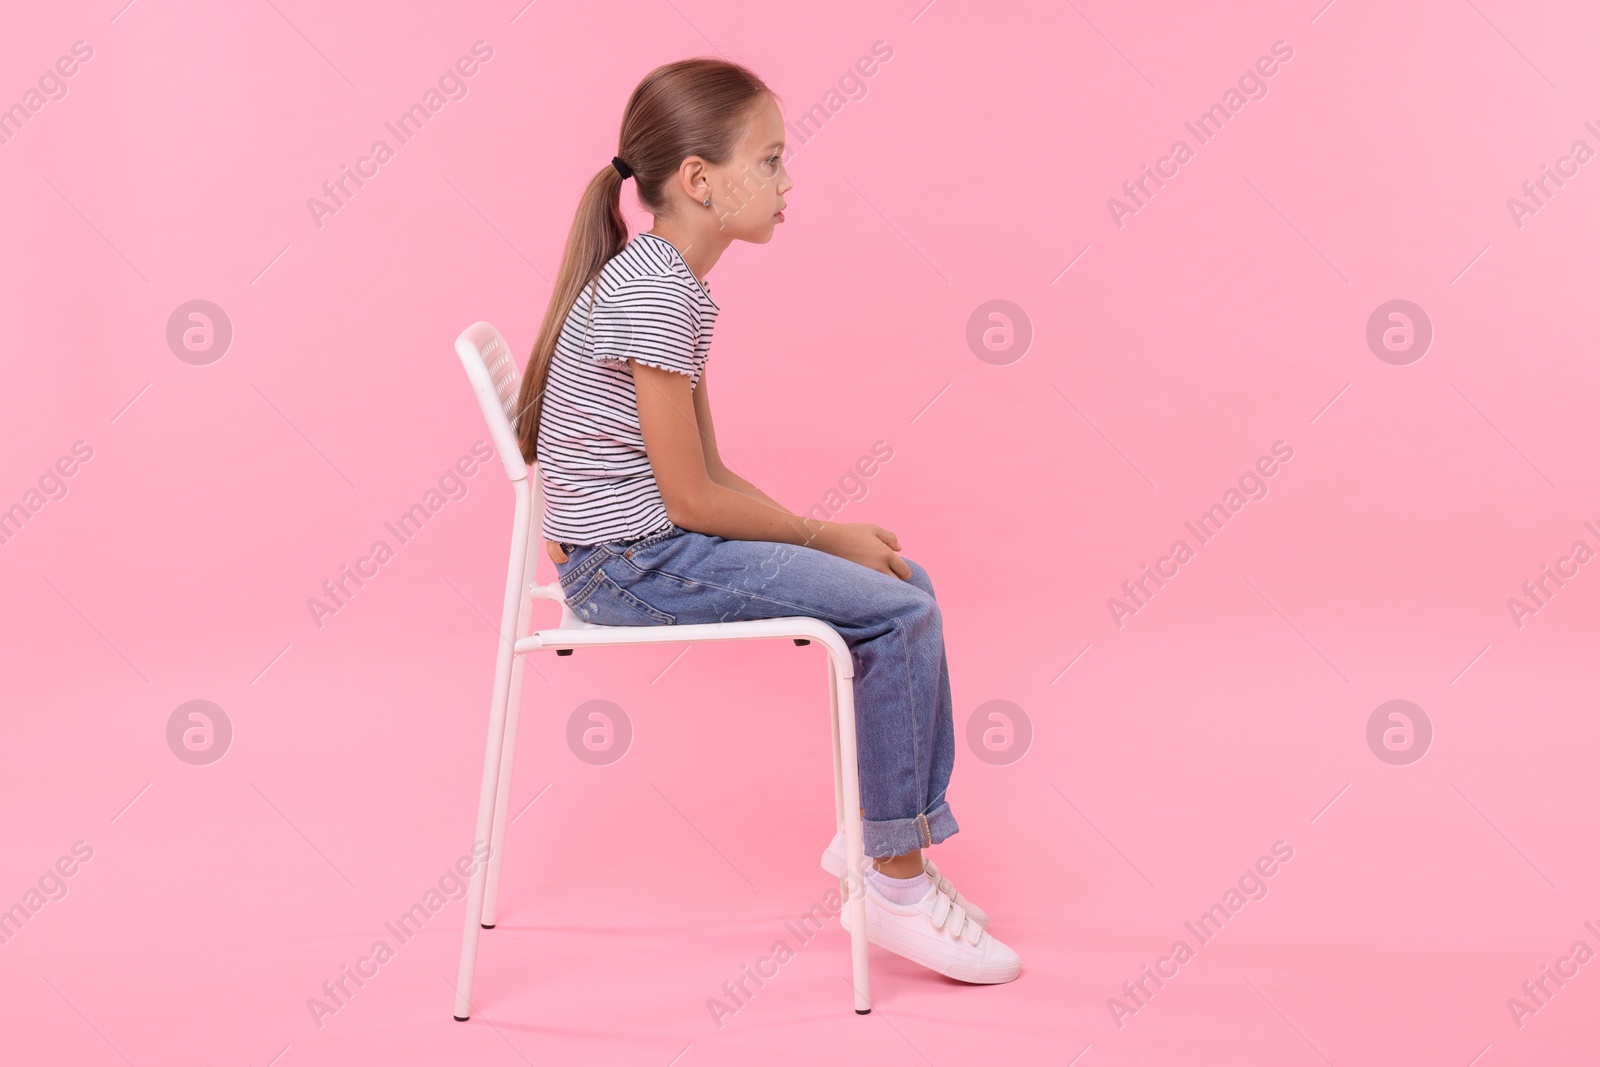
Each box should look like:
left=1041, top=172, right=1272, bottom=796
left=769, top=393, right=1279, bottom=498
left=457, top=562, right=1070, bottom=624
left=450, top=321, right=874, bottom=1020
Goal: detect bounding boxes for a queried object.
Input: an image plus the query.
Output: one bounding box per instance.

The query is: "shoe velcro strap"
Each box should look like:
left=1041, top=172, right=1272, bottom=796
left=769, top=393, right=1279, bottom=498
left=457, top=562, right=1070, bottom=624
left=946, top=902, right=979, bottom=944
left=929, top=891, right=952, bottom=927
left=923, top=858, right=958, bottom=898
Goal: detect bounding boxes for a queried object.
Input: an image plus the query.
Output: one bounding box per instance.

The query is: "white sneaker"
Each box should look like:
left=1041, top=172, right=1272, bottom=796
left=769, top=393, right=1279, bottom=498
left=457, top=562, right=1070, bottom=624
left=820, top=827, right=991, bottom=929
left=839, top=872, right=1021, bottom=984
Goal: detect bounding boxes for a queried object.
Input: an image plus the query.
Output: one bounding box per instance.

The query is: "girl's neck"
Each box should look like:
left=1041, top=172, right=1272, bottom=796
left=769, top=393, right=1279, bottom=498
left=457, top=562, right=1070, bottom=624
left=644, top=224, right=725, bottom=287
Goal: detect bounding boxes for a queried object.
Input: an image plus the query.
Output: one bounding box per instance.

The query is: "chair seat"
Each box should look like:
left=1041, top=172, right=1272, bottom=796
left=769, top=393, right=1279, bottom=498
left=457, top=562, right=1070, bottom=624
left=515, top=612, right=852, bottom=670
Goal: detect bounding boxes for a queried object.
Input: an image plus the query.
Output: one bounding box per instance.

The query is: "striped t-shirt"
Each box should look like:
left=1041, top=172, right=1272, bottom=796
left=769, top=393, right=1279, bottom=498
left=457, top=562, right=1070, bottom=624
left=534, top=231, right=720, bottom=544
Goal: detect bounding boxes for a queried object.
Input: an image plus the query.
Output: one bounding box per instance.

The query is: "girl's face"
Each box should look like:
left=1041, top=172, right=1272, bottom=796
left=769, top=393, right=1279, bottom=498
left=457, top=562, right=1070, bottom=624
left=713, top=95, right=792, bottom=243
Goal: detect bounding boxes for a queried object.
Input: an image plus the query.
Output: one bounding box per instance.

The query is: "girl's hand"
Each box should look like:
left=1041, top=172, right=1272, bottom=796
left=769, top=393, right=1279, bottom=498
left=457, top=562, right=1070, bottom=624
left=817, top=522, right=912, bottom=581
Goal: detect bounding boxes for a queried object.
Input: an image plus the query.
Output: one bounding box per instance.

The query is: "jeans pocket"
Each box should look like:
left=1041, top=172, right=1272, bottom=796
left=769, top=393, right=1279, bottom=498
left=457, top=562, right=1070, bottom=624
left=556, top=547, right=599, bottom=591
left=566, top=568, right=676, bottom=626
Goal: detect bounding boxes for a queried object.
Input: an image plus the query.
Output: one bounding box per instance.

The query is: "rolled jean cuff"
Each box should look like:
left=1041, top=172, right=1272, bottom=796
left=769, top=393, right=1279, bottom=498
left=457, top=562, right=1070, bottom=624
left=862, top=800, right=959, bottom=859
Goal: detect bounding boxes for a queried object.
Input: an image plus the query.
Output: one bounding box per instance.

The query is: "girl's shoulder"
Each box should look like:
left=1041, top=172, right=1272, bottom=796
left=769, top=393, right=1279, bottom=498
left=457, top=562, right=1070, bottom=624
left=596, top=233, right=718, bottom=314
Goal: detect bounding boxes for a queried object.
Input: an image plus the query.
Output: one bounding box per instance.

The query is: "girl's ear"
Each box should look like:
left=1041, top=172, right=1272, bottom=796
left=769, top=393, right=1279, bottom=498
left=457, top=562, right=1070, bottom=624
left=674, top=155, right=710, bottom=204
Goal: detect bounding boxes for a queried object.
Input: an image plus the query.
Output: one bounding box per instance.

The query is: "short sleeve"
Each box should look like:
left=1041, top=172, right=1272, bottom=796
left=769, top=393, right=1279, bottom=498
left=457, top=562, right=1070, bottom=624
left=587, top=275, right=702, bottom=380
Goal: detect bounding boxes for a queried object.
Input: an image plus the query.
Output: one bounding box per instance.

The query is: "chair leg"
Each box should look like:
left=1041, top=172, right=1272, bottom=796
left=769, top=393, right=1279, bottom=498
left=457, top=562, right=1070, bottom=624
left=831, top=650, right=872, bottom=1015
left=480, top=651, right=527, bottom=928
left=828, top=656, right=844, bottom=829
left=483, top=529, right=539, bottom=929
left=453, top=487, right=533, bottom=1021
left=453, top=650, right=515, bottom=1020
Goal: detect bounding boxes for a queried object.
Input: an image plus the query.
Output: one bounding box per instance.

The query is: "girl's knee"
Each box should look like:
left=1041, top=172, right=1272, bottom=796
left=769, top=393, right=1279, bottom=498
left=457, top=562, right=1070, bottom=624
left=900, top=556, right=936, bottom=598
left=896, top=579, right=940, bottom=628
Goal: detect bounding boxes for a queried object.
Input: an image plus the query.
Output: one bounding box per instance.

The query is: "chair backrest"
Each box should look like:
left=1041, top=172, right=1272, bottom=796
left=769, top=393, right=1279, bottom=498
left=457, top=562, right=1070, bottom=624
left=455, top=321, right=531, bottom=485
left=455, top=321, right=566, bottom=617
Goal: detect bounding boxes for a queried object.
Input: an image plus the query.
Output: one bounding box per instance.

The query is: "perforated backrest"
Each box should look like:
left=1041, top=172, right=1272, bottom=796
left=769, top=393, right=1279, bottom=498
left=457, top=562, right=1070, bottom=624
left=454, top=321, right=530, bottom=484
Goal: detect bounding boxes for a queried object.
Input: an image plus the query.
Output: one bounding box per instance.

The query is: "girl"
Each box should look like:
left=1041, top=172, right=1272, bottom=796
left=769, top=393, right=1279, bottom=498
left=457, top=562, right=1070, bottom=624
left=512, top=58, right=1020, bottom=986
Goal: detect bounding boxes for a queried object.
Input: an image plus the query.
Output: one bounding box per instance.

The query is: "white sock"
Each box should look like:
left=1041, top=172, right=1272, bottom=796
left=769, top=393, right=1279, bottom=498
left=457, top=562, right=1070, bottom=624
left=866, top=864, right=932, bottom=905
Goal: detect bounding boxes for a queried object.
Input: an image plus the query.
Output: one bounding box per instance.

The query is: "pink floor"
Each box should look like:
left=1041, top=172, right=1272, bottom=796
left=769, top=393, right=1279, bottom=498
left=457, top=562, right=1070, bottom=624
left=5, top=0, right=1600, bottom=1064
left=7, top=612, right=1598, bottom=1064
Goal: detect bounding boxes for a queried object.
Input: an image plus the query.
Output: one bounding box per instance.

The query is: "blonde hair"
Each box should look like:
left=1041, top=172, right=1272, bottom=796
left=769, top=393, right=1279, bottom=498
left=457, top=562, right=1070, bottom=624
left=514, top=57, right=775, bottom=462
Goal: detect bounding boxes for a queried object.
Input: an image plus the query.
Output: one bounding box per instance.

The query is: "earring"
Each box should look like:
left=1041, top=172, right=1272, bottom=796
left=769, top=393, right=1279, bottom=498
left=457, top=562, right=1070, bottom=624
left=702, top=197, right=711, bottom=207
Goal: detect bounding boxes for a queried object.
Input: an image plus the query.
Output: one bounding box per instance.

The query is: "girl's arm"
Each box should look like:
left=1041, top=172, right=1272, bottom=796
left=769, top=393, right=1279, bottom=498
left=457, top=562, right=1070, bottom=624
left=709, top=462, right=785, bottom=511
left=637, top=360, right=909, bottom=578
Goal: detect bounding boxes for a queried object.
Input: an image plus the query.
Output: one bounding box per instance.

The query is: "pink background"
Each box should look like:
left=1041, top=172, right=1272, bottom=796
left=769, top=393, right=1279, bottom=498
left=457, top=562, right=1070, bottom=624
left=4, top=0, right=1599, bottom=1063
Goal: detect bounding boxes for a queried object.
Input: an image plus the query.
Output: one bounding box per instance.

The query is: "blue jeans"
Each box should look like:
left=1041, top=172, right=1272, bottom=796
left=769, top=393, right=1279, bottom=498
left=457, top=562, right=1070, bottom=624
left=552, top=522, right=958, bottom=859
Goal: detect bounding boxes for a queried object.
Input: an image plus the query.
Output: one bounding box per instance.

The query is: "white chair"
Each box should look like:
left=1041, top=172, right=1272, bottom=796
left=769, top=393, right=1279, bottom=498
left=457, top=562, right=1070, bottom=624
left=449, top=320, right=875, bottom=1020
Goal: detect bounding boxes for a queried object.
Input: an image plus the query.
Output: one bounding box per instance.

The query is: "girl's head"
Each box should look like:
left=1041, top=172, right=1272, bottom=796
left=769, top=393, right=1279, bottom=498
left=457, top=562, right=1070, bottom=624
left=514, top=57, right=790, bottom=463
